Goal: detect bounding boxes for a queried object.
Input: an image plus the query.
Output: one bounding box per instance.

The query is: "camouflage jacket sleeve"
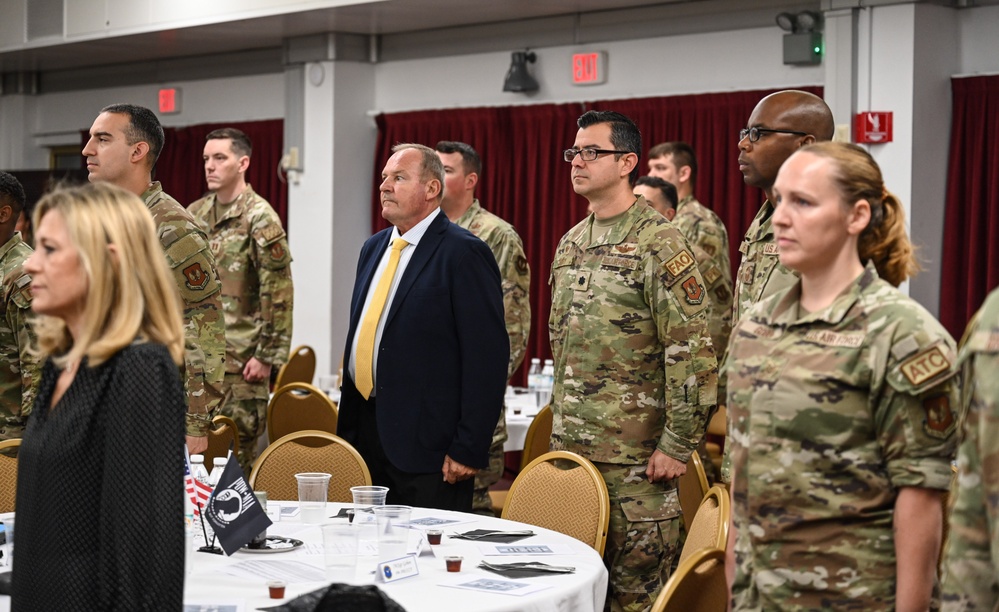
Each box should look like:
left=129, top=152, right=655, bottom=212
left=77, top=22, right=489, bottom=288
left=491, top=229, right=531, bottom=378
left=166, top=228, right=225, bottom=437
left=8, top=276, right=40, bottom=418
left=651, top=246, right=718, bottom=461
left=250, top=212, right=294, bottom=367
left=941, top=292, right=999, bottom=610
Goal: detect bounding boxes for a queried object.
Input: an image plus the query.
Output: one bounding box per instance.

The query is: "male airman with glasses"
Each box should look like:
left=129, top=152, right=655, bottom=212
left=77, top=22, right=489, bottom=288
left=549, top=110, right=717, bottom=611
left=733, top=90, right=835, bottom=323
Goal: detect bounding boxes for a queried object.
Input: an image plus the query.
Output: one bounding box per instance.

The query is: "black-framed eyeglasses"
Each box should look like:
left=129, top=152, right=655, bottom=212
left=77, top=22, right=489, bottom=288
left=563, top=147, right=632, bottom=162
left=739, top=127, right=809, bottom=143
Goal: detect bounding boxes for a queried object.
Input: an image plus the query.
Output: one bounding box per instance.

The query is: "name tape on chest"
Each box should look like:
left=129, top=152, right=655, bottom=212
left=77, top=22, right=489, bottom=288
left=741, top=321, right=782, bottom=340
left=763, top=243, right=780, bottom=256
left=803, top=330, right=865, bottom=348
left=899, top=345, right=951, bottom=387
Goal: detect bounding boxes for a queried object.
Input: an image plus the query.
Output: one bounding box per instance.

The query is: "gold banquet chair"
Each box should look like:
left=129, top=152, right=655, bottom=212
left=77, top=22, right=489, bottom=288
left=249, top=430, right=371, bottom=502
left=678, top=451, right=710, bottom=532
left=650, top=547, right=727, bottom=612
left=0, top=439, right=19, bottom=513
left=203, top=414, right=238, bottom=469
left=266, top=382, right=338, bottom=444
left=274, top=345, right=317, bottom=390
left=502, top=450, right=610, bottom=555
left=678, top=485, right=730, bottom=566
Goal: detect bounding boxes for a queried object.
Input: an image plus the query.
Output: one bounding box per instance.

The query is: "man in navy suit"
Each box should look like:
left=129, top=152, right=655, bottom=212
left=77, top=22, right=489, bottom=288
left=337, top=143, right=509, bottom=512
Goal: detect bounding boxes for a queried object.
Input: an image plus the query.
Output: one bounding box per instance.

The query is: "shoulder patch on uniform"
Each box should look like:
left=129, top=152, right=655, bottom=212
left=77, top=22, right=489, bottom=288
left=259, top=223, right=284, bottom=243
left=703, top=265, right=722, bottom=286
left=662, top=249, right=695, bottom=283
left=923, top=394, right=955, bottom=438
left=515, top=255, right=529, bottom=275
left=182, top=262, right=210, bottom=291
left=899, top=345, right=951, bottom=387
left=680, top=275, right=704, bottom=305
left=713, top=285, right=730, bottom=304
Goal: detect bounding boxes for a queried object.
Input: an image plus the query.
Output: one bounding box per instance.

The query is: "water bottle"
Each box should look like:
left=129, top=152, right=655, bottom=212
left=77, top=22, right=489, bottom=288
left=540, top=359, right=555, bottom=407
left=209, top=457, right=227, bottom=487
left=527, top=358, right=542, bottom=407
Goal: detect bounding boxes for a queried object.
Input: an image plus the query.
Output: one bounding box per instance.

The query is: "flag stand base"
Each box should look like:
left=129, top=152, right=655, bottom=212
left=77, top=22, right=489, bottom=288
left=198, top=545, right=224, bottom=555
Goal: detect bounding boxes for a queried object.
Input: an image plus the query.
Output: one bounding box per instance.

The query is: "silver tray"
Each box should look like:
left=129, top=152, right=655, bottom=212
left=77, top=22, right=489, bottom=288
left=241, top=536, right=303, bottom=553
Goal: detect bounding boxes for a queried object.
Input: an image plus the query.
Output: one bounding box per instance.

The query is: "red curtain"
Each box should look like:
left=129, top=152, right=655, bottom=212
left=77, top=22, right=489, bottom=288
left=81, top=118, right=288, bottom=226
left=372, top=86, right=821, bottom=385
left=940, top=75, right=999, bottom=338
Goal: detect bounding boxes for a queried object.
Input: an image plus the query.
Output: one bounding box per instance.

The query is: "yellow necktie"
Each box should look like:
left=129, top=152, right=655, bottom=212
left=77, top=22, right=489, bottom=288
left=355, top=238, right=408, bottom=399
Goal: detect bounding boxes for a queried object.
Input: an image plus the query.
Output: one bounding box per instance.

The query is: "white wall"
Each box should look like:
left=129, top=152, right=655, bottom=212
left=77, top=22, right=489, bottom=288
left=959, top=4, right=999, bottom=76
left=374, top=27, right=824, bottom=113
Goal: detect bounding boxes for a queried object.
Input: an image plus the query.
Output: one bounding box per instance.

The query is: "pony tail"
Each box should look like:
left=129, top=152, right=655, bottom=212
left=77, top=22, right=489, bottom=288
left=859, top=191, right=920, bottom=287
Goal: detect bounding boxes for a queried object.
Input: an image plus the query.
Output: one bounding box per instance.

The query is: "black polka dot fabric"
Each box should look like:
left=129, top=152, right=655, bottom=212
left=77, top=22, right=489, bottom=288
left=11, top=342, right=186, bottom=611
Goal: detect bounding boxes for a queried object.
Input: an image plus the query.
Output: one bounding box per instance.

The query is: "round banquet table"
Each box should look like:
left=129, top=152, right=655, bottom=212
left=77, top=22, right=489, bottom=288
left=183, top=502, right=606, bottom=612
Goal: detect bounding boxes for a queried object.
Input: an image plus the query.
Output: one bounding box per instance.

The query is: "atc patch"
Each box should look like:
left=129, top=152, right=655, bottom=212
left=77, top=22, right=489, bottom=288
left=899, top=345, right=951, bottom=386
left=923, top=394, right=955, bottom=438
left=183, top=262, right=210, bottom=291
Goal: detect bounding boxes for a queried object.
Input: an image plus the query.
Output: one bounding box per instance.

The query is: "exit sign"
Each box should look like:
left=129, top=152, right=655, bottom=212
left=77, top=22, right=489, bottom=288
left=159, top=88, right=181, bottom=114
left=572, top=52, right=607, bottom=86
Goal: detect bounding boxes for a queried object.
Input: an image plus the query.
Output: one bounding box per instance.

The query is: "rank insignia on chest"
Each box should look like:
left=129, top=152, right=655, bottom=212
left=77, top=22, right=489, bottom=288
left=681, top=275, right=704, bottom=305
left=183, top=262, right=209, bottom=291
left=574, top=271, right=591, bottom=292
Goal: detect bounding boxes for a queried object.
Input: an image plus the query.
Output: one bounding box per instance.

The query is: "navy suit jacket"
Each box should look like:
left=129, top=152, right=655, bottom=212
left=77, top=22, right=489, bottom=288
left=338, top=211, right=509, bottom=474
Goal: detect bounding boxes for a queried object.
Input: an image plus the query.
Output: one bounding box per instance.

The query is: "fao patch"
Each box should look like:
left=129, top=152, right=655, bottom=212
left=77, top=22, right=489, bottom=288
left=663, top=250, right=695, bottom=282
left=183, top=262, right=210, bottom=291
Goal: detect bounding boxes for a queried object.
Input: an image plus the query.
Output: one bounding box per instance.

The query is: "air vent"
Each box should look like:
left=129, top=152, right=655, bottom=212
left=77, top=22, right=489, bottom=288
left=27, top=0, right=63, bottom=40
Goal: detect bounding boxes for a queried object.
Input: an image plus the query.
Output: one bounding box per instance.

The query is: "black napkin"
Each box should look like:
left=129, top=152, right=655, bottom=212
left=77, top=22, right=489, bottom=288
left=477, top=561, right=576, bottom=579
left=450, top=529, right=535, bottom=543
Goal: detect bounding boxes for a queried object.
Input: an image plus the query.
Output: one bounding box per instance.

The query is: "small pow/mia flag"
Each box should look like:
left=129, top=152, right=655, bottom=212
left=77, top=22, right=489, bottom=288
left=203, top=454, right=272, bottom=555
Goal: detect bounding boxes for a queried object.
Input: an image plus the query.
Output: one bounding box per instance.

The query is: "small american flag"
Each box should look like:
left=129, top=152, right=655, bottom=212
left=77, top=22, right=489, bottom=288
left=184, top=451, right=212, bottom=516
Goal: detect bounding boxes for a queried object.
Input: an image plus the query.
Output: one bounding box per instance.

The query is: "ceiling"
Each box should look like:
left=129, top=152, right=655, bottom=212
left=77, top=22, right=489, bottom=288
left=0, top=0, right=694, bottom=73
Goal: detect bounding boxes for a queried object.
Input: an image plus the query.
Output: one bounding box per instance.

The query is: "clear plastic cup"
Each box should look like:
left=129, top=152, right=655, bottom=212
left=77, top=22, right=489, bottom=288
left=372, top=505, right=412, bottom=561
left=295, top=473, right=331, bottom=524
left=321, top=522, right=358, bottom=582
left=350, top=485, right=388, bottom=509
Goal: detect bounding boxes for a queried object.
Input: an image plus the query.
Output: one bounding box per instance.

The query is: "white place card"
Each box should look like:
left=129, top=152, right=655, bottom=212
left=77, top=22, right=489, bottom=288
left=438, top=573, right=552, bottom=596
left=378, top=555, right=420, bottom=582
left=478, top=543, right=575, bottom=556
left=183, top=600, right=246, bottom=612
left=406, top=516, right=473, bottom=528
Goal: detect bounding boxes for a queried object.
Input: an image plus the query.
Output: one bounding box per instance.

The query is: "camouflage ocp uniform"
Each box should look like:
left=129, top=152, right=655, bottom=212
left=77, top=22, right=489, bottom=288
left=0, top=232, right=40, bottom=449
left=455, top=200, right=530, bottom=515
left=190, top=184, right=294, bottom=470
left=726, top=263, right=957, bottom=610
left=671, top=195, right=732, bottom=357
left=549, top=197, right=717, bottom=612
left=141, top=182, right=226, bottom=439
left=723, top=199, right=798, bottom=482
left=941, top=288, right=999, bottom=611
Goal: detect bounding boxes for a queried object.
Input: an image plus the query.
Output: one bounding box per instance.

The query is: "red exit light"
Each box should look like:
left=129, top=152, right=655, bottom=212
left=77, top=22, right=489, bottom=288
left=159, top=88, right=180, bottom=114
left=572, top=52, right=606, bottom=86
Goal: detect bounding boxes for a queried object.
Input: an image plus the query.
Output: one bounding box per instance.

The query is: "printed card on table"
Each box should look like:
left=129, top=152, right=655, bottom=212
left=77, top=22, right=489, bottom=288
left=478, top=543, right=575, bottom=556
left=439, top=573, right=552, bottom=597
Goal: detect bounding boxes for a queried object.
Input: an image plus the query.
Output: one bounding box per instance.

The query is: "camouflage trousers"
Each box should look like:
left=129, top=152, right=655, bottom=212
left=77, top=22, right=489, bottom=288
left=595, top=462, right=685, bottom=612
left=471, top=410, right=508, bottom=515
left=220, top=372, right=268, bottom=474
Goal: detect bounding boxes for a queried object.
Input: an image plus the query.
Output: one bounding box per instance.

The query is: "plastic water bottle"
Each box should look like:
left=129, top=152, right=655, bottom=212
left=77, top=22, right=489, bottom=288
left=540, top=359, right=555, bottom=407
left=209, top=457, right=227, bottom=487
left=527, top=358, right=542, bottom=406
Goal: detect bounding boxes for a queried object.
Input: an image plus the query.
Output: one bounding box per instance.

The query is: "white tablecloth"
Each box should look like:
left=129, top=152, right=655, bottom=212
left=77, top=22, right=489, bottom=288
left=504, top=393, right=543, bottom=452
left=182, top=502, right=606, bottom=612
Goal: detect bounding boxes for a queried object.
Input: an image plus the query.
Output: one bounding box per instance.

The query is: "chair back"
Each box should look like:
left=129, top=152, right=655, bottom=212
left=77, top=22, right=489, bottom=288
left=678, top=450, right=710, bottom=531
left=502, top=450, right=610, bottom=555
left=274, top=345, right=316, bottom=390
left=678, top=485, right=730, bottom=566
left=249, top=430, right=371, bottom=502
left=651, top=547, right=727, bottom=612
left=267, top=382, right=338, bottom=444
left=520, top=404, right=552, bottom=471
left=203, top=415, right=238, bottom=469
left=0, top=439, right=20, bottom=513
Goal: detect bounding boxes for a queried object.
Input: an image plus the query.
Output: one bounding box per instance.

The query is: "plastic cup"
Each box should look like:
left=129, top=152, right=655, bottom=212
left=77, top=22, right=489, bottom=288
left=426, top=529, right=442, bottom=545
left=295, top=473, right=331, bottom=524
left=3, top=518, right=13, bottom=569
left=445, top=555, right=463, bottom=572
left=372, top=505, right=412, bottom=561
left=350, top=485, right=388, bottom=509
left=322, top=522, right=358, bottom=582
left=268, top=580, right=286, bottom=599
